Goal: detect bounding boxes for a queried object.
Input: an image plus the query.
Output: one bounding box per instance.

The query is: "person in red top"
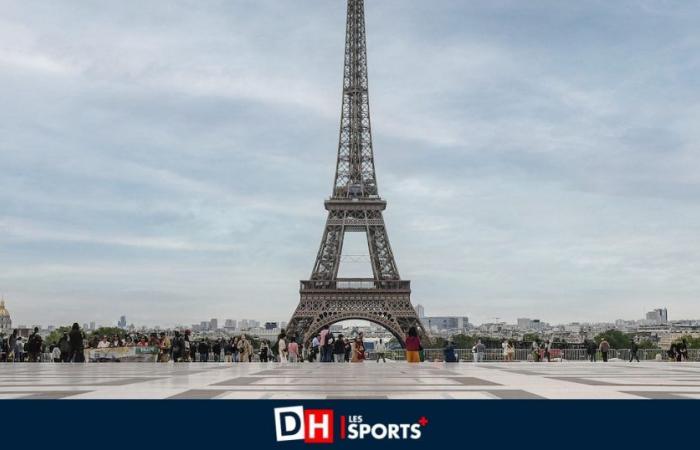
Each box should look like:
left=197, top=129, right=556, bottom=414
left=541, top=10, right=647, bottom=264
left=405, top=326, right=421, bottom=363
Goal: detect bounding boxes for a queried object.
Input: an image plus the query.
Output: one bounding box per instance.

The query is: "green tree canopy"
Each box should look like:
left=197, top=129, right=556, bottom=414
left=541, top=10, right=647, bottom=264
left=594, top=330, right=631, bottom=349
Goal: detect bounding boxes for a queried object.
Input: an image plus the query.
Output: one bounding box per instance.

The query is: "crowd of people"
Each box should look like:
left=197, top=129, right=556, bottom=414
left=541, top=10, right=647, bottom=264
left=275, top=325, right=424, bottom=363
left=2, top=322, right=694, bottom=364
left=0, top=323, right=426, bottom=364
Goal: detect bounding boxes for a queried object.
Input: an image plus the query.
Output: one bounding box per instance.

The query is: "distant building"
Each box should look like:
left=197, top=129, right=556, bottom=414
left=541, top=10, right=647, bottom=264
left=265, top=322, right=278, bottom=330
left=200, top=321, right=209, bottom=331
left=90, top=321, right=96, bottom=331
left=0, top=299, right=12, bottom=333
left=209, top=318, right=218, bottom=331
left=224, top=319, right=237, bottom=329
left=415, top=304, right=425, bottom=319
left=516, top=318, right=545, bottom=330
left=424, top=316, right=469, bottom=332
left=118, top=315, right=127, bottom=329
left=646, top=308, right=668, bottom=323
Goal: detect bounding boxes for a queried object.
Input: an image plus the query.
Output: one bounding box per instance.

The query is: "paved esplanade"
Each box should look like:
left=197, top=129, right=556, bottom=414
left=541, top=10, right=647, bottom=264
left=1, top=362, right=699, bottom=399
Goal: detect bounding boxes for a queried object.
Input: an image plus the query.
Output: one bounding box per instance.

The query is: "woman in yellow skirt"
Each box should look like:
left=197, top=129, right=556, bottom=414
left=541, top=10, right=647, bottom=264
left=405, top=326, right=421, bottom=363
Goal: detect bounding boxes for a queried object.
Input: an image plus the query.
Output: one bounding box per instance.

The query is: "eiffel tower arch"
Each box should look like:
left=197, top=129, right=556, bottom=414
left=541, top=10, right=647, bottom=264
left=286, top=0, right=428, bottom=347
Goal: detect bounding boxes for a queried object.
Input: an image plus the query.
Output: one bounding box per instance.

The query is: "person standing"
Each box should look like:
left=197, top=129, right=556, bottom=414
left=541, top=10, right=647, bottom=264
left=59, top=332, right=71, bottom=363
left=159, top=333, right=171, bottom=363
left=198, top=339, right=210, bottom=362
left=352, top=334, right=366, bottom=363
left=183, top=329, right=192, bottom=362
left=14, top=337, right=25, bottom=362
left=544, top=340, right=552, bottom=363
left=319, top=325, right=330, bottom=362
left=344, top=338, right=352, bottom=362
left=629, top=339, right=640, bottom=363
left=277, top=333, right=287, bottom=363
left=375, top=338, right=387, bottom=363
left=68, top=323, right=85, bottom=363
left=27, top=327, right=42, bottom=362
left=587, top=339, right=597, bottom=362
left=444, top=340, right=457, bottom=363
left=259, top=341, right=269, bottom=362
left=474, top=340, right=486, bottom=363
left=171, top=331, right=183, bottom=362
left=212, top=339, right=221, bottom=362
left=311, top=334, right=320, bottom=362
left=506, top=341, right=515, bottom=362
left=405, top=327, right=421, bottom=363
left=287, top=337, right=299, bottom=363
left=8, top=329, right=18, bottom=362
left=679, top=339, right=689, bottom=362
left=599, top=339, right=610, bottom=362
left=232, top=337, right=240, bottom=363
left=333, top=335, right=346, bottom=362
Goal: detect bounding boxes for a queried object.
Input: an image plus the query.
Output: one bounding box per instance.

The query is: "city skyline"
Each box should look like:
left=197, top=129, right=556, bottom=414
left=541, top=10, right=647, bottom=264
left=2, top=1, right=700, bottom=327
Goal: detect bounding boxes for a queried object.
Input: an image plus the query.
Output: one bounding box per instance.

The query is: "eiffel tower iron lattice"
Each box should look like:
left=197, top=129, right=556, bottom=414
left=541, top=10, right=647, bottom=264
left=286, top=0, right=427, bottom=347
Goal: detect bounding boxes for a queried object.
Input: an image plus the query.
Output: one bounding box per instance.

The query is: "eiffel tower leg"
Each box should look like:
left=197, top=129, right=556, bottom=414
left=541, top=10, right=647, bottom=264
left=365, top=210, right=400, bottom=283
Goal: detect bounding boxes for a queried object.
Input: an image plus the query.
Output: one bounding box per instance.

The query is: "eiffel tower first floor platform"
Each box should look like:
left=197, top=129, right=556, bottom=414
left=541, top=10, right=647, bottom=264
left=285, top=278, right=428, bottom=347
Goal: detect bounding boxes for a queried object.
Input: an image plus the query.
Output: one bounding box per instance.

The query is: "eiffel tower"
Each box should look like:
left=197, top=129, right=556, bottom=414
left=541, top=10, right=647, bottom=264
left=286, top=0, right=427, bottom=347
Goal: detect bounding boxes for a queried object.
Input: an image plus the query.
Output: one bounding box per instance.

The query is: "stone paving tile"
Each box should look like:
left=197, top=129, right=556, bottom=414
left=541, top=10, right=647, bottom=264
left=0, top=361, right=699, bottom=399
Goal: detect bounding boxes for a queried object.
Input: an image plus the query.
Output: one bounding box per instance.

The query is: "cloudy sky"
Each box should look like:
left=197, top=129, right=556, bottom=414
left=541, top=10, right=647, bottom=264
left=1, top=0, right=699, bottom=328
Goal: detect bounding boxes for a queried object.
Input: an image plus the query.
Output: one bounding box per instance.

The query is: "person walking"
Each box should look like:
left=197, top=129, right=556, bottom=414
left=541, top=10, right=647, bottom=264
left=68, top=323, right=85, bottom=363
left=586, top=339, right=597, bottom=362
left=405, top=327, right=421, bottom=363
left=629, top=339, right=640, bottom=363
left=599, top=339, right=610, bottom=362
left=333, top=335, right=346, bottom=362
left=375, top=338, right=387, bottom=363
left=544, top=340, right=552, bottom=363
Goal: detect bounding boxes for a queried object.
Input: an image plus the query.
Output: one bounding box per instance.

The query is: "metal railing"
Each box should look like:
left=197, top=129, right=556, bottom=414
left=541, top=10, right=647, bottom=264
left=4, top=348, right=697, bottom=363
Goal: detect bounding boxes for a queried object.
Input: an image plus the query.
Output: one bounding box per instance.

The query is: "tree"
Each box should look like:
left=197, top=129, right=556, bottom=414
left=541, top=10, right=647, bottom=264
left=450, top=334, right=476, bottom=349
left=522, top=333, right=540, bottom=344
left=637, top=339, right=658, bottom=349
left=89, top=327, right=124, bottom=341
left=679, top=335, right=700, bottom=349
left=45, top=326, right=72, bottom=346
left=594, top=330, right=631, bottom=349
